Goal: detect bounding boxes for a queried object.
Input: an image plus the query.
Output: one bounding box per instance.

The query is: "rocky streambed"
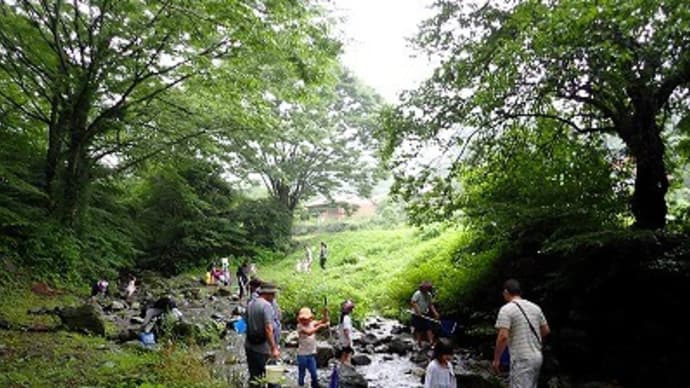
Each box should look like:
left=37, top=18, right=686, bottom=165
left=26, top=275, right=504, bottom=388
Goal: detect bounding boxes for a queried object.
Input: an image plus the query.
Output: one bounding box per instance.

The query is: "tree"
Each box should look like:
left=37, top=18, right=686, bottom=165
left=381, top=0, right=690, bottom=229
left=223, top=67, right=383, bottom=212
left=0, top=0, right=337, bottom=226
left=132, top=157, right=247, bottom=274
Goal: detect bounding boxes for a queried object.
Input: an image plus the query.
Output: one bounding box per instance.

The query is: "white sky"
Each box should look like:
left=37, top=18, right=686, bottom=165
left=332, top=0, right=437, bottom=104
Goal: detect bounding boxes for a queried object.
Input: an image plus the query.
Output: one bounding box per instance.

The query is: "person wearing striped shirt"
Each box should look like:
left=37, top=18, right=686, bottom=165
left=492, top=279, right=550, bottom=388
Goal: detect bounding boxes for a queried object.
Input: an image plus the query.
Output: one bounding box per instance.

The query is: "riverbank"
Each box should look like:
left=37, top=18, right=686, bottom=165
left=0, top=271, right=503, bottom=388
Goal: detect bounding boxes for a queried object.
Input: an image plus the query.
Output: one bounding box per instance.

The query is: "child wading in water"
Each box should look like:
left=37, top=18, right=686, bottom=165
left=424, top=340, right=457, bottom=388
left=297, top=307, right=329, bottom=388
left=338, top=299, right=355, bottom=365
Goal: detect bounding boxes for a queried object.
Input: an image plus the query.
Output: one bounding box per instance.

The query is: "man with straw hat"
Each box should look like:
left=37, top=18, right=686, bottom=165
left=245, top=282, right=281, bottom=387
left=296, top=306, right=329, bottom=388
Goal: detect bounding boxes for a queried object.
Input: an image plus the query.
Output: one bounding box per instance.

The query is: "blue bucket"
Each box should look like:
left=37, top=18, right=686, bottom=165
left=139, top=331, right=155, bottom=345
left=232, top=318, right=246, bottom=334
left=500, top=347, right=510, bottom=370
left=439, top=319, right=457, bottom=337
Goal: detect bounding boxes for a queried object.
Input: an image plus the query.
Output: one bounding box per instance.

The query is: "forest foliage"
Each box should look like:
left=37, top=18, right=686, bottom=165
left=0, top=0, right=382, bottom=281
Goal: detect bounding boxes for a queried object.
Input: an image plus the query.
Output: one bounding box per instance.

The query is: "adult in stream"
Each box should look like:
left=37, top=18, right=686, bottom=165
left=245, top=282, right=281, bottom=387
left=410, top=281, right=440, bottom=350
left=492, top=278, right=550, bottom=388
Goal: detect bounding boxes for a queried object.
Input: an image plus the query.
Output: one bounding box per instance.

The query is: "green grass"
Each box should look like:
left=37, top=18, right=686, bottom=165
left=0, top=286, right=82, bottom=329
left=0, top=330, right=231, bottom=387
left=256, top=225, right=500, bottom=325
left=0, top=285, right=233, bottom=387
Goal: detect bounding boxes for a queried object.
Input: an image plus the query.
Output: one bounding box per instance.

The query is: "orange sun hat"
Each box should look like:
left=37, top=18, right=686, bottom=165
left=297, top=307, right=314, bottom=321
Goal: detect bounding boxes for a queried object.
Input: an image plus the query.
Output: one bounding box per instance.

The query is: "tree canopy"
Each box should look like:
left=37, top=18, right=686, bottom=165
left=0, top=0, right=340, bottom=225
left=0, top=0, right=364, bottom=278
left=221, top=66, right=383, bottom=211
left=381, top=0, right=690, bottom=229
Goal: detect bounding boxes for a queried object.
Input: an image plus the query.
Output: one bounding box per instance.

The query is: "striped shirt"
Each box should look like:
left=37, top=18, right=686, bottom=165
left=495, top=299, right=547, bottom=361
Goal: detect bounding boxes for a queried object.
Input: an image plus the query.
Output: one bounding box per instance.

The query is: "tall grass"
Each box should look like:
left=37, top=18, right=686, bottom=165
left=258, top=225, right=500, bottom=325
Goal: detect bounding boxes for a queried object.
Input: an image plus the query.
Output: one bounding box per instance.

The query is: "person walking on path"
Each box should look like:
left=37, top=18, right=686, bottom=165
left=245, top=282, right=281, bottom=387
left=319, top=241, right=328, bottom=270
left=492, top=278, right=550, bottom=388
left=410, top=281, right=440, bottom=350
left=337, top=299, right=355, bottom=366
left=296, top=307, right=329, bottom=388
left=424, top=339, right=457, bottom=388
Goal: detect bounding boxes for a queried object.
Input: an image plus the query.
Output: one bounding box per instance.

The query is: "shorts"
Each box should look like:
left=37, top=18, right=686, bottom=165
left=412, top=315, right=431, bottom=332
left=335, top=346, right=354, bottom=358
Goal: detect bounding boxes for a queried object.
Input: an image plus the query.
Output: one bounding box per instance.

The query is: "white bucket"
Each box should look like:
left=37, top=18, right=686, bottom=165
left=265, top=363, right=285, bottom=384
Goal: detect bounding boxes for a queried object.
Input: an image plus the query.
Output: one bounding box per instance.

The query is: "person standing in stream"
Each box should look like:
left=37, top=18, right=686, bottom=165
left=492, top=278, right=550, bottom=388
left=424, top=339, right=457, bottom=388
left=245, top=282, right=281, bottom=387
left=337, top=299, right=355, bottom=365
left=410, top=280, right=440, bottom=350
left=296, top=307, right=329, bottom=388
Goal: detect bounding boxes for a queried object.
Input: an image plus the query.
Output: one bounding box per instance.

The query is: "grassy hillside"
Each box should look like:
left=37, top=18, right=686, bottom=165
left=258, top=225, right=499, bottom=325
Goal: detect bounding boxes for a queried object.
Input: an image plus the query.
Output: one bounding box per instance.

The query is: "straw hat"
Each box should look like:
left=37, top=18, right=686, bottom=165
left=297, top=307, right=314, bottom=321
left=257, top=282, right=278, bottom=294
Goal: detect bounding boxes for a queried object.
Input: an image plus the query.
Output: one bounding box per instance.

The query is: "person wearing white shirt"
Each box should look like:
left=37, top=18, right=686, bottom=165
left=337, top=299, right=355, bottom=365
left=424, top=340, right=457, bottom=388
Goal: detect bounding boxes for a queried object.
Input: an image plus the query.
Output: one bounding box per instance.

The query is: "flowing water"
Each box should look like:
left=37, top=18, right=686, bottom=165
left=210, top=316, right=429, bottom=387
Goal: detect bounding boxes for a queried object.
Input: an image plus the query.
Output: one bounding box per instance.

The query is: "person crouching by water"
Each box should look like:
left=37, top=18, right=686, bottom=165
left=411, top=280, right=440, bottom=350
left=245, top=282, right=281, bottom=387
left=337, top=299, right=355, bottom=366
left=424, top=339, right=457, bottom=388
left=91, top=277, right=109, bottom=298
left=141, top=296, right=183, bottom=332
left=296, top=307, right=329, bottom=388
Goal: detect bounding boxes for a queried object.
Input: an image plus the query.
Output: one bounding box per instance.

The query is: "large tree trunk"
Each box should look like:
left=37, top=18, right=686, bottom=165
left=45, top=104, right=68, bottom=208
left=45, top=124, right=61, bottom=207
left=60, top=110, right=91, bottom=227
left=623, top=111, right=668, bottom=229
left=272, top=181, right=299, bottom=211
left=61, top=139, right=89, bottom=227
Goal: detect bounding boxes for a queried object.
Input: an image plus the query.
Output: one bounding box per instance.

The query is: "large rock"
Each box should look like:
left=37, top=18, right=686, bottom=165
left=455, top=361, right=505, bottom=388
left=115, top=328, right=138, bottom=342
left=387, top=337, right=414, bottom=355
left=57, top=304, right=106, bottom=336
left=455, top=371, right=505, bottom=388
left=339, top=364, right=368, bottom=388
left=357, top=333, right=379, bottom=346
left=315, top=341, right=335, bottom=367
left=109, top=301, right=126, bottom=311
left=351, top=354, right=372, bottom=366
left=214, top=288, right=233, bottom=297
